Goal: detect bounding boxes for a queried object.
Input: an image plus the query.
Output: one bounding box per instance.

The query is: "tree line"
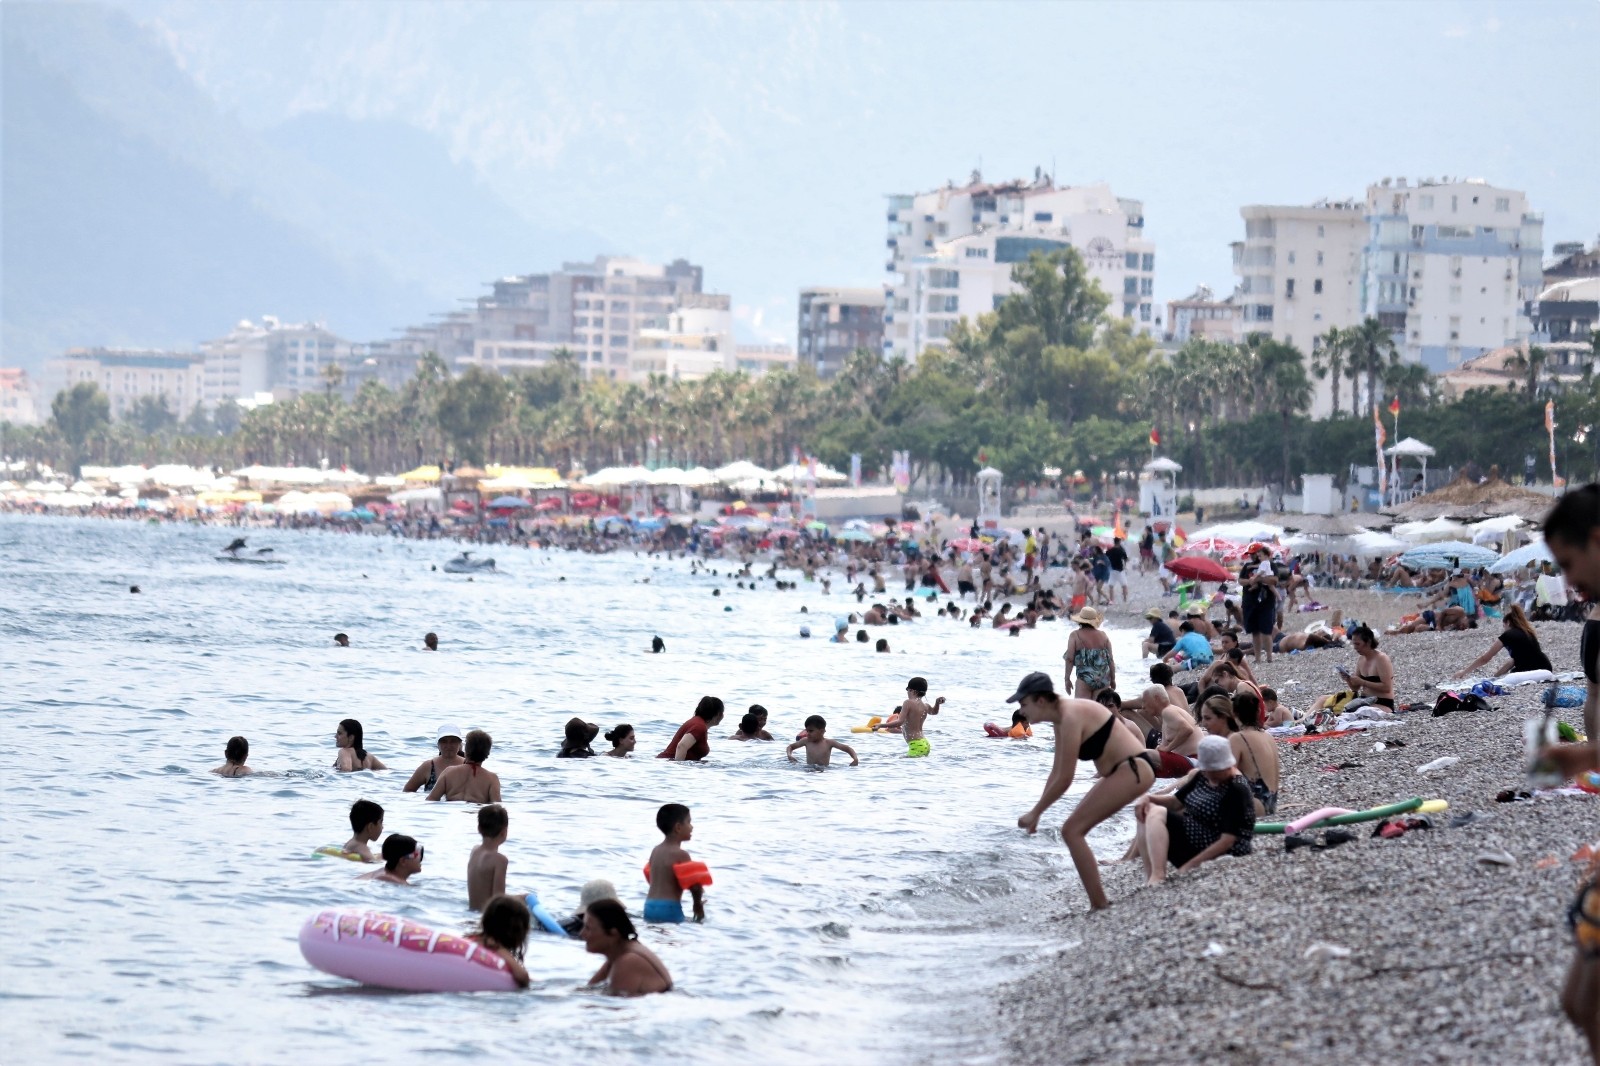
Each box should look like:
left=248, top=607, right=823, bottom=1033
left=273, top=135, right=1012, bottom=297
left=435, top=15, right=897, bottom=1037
left=8, top=248, right=1600, bottom=489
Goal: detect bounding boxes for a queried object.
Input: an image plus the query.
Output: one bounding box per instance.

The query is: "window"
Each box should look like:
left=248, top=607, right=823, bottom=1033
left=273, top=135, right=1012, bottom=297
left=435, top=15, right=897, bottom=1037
left=1125, top=252, right=1139, bottom=269
left=1419, top=195, right=1434, bottom=210
left=1449, top=315, right=1461, bottom=340
left=1495, top=197, right=1510, bottom=212
left=1451, top=195, right=1459, bottom=213
left=964, top=246, right=989, bottom=258
left=1316, top=251, right=1324, bottom=266
left=1316, top=224, right=1325, bottom=238
left=927, top=294, right=958, bottom=313
left=1313, top=279, right=1323, bottom=294
left=1411, top=224, right=1424, bottom=241
left=1252, top=305, right=1274, bottom=322
left=1139, top=303, right=1151, bottom=322
left=1033, top=212, right=1053, bottom=223
left=1139, top=277, right=1153, bottom=296
left=1450, top=285, right=1462, bottom=303
left=610, top=301, right=629, bottom=311
left=936, top=222, right=949, bottom=237
left=1142, top=253, right=1154, bottom=271
left=609, top=335, right=628, bottom=348
left=927, top=269, right=960, bottom=289
left=1124, top=302, right=1136, bottom=318
left=1124, top=277, right=1139, bottom=295
left=1285, top=278, right=1296, bottom=297
left=1287, top=250, right=1296, bottom=265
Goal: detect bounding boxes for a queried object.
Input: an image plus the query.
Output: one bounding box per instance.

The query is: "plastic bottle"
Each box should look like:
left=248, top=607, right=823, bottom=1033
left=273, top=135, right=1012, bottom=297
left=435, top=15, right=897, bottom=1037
left=1523, top=705, right=1563, bottom=789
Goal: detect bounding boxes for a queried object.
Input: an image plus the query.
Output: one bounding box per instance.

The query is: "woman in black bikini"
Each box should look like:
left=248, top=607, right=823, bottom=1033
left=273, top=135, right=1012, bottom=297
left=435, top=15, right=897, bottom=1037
left=1010, top=671, right=1155, bottom=911
left=403, top=725, right=464, bottom=792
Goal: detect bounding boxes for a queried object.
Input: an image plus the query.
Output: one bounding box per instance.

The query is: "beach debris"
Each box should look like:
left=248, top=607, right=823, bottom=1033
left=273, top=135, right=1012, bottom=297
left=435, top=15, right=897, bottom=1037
left=1417, top=756, right=1460, bottom=773
left=1476, top=848, right=1517, bottom=866
left=1535, top=856, right=1561, bottom=870
left=1448, top=811, right=1492, bottom=829
left=1303, top=942, right=1352, bottom=962
left=1202, top=942, right=1228, bottom=958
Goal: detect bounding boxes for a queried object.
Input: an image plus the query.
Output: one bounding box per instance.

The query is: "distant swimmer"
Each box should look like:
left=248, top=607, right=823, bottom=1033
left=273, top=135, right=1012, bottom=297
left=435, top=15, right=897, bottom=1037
left=651, top=636, right=666, bottom=654
left=467, top=804, right=510, bottom=910
left=211, top=735, right=253, bottom=777
left=427, top=730, right=501, bottom=803
left=223, top=537, right=247, bottom=556
left=786, top=715, right=858, bottom=767
left=358, top=834, right=422, bottom=885
left=344, top=799, right=384, bottom=862
left=423, top=632, right=439, bottom=651
left=333, top=633, right=350, bottom=647
left=129, top=585, right=140, bottom=594
left=603, top=724, right=636, bottom=757
left=333, top=719, right=388, bottom=772
left=403, top=725, right=464, bottom=793
left=582, top=899, right=673, bottom=994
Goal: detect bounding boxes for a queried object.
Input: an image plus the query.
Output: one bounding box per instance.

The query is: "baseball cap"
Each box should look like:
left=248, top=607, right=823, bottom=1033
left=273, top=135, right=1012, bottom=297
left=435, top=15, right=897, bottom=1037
left=1005, top=670, right=1055, bottom=704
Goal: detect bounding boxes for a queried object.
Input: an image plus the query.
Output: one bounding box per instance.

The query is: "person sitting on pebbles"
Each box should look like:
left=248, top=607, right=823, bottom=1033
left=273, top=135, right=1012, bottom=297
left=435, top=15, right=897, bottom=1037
left=1132, top=735, right=1256, bottom=886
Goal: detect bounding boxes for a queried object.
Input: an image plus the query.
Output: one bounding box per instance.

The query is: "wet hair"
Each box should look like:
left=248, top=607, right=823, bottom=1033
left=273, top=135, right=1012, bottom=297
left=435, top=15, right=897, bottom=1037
left=656, top=803, right=690, bottom=836
left=349, top=798, right=384, bottom=834
left=1011, top=710, right=1028, bottom=726
left=604, top=724, right=634, bottom=746
left=478, top=803, right=508, bottom=839
left=381, top=833, right=417, bottom=871
left=875, top=638, right=889, bottom=652
left=333, top=633, right=348, bottom=644
left=693, top=696, right=724, bottom=721
left=225, top=736, right=248, bottom=763
left=651, top=635, right=665, bottom=653
left=1178, top=621, right=1194, bottom=633
left=1232, top=690, right=1263, bottom=729
left=1543, top=483, right=1600, bottom=547
left=804, top=714, right=826, bottom=730
left=1150, top=663, right=1174, bottom=686
left=737, top=711, right=762, bottom=736
left=475, top=894, right=531, bottom=959
left=1225, top=648, right=1245, bottom=664
left=1349, top=625, right=1377, bottom=648
left=907, top=676, right=928, bottom=695
left=338, top=718, right=368, bottom=761
left=1201, top=695, right=1241, bottom=732
left=464, top=729, right=492, bottom=763
left=424, top=631, right=438, bottom=647
left=748, top=704, right=768, bottom=721
left=584, top=898, right=638, bottom=942
left=856, top=629, right=869, bottom=643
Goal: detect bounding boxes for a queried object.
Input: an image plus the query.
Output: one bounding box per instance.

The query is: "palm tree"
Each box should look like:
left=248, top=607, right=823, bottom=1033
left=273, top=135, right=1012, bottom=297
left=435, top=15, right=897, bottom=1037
left=1310, top=326, right=1348, bottom=417
left=1506, top=345, right=1549, bottom=396
left=1249, top=335, right=1313, bottom=490
left=1345, top=317, right=1399, bottom=413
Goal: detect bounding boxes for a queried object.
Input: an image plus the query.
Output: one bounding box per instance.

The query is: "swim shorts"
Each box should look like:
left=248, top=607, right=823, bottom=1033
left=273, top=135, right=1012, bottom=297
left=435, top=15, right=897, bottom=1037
left=642, top=898, right=686, bottom=923
left=1154, top=750, right=1194, bottom=778
left=906, top=737, right=930, bottom=758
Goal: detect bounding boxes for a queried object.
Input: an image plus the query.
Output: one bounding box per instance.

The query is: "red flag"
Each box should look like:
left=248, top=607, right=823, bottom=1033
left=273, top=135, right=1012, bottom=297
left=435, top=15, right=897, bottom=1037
left=1388, top=397, right=1400, bottom=416
left=1149, top=428, right=1161, bottom=446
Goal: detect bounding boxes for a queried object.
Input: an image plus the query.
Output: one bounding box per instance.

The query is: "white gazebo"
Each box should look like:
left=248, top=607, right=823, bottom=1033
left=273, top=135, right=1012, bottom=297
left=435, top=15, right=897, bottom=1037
left=1384, top=437, right=1436, bottom=505
left=1140, top=456, right=1181, bottom=519
left=976, top=466, right=1003, bottom=530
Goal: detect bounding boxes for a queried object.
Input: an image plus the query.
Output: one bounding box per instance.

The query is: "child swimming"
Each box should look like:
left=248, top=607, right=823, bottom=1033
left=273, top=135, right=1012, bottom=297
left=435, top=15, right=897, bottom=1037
left=786, top=715, right=859, bottom=767
left=467, top=804, right=509, bottom=910
left=644, top=803, right=705, bottom=923
left=343, top=799, right=384, bottom=862
left=466, top=894, right=531, bottom=988
left=897, top=676, right=945, bottom=758
left=359, top=833, right=422, bottom=885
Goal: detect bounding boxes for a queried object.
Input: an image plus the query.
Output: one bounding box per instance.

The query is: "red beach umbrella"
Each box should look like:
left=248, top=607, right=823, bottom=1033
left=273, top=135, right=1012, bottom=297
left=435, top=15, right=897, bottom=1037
left=1165, top=556, right=1231, bottom=583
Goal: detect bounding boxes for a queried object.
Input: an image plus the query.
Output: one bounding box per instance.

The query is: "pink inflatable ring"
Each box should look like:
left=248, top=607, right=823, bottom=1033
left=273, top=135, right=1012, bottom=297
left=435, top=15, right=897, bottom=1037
left=298, top=909, right=520, bottom=992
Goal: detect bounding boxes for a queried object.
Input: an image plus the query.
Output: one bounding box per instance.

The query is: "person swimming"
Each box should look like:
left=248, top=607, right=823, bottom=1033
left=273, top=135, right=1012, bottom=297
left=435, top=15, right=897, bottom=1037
left=211, top=735, right=253, bottom=777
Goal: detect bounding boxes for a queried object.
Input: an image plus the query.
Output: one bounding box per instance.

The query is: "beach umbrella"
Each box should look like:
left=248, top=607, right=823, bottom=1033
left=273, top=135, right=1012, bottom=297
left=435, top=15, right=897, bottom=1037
left=805, top=520, right=829, bottom=532
left=488, top=496, right=531, bottom=509
left=1397, top=541, right=1499, bottom=571
left=1179, top=536, right=1241, bottom=557
left=947, top=537, right=990, bottom=552
left=1192, top=520, right=1285, bottom=542
left=1393, top=517, right=1467, bottom=543
left=1488, top=540, right=1553, bottom=574
left=1165, top=557, right=1231, bottom=583
left=837, top=529, right=875, bottom=543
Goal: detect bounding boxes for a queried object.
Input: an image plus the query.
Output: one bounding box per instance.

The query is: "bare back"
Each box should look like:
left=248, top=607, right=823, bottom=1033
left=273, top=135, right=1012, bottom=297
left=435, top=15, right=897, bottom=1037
left=429, top=763, right=500, bottom=803
left=466, top=845, right=507, bottom=910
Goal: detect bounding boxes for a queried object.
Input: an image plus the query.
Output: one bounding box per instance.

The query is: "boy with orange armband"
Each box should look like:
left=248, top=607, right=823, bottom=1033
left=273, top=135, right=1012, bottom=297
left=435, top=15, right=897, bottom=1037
left=644, top=803, right=711, bottom=923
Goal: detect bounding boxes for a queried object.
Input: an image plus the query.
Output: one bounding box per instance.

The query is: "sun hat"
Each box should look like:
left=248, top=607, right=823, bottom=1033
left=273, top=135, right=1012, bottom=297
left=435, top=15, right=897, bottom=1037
left=1185, top=603, right=1208, bottom=616
left=1195, top=734, right=1237, bottom=772
left=1144, top=608, right=1163, bottom=620
left=1071, top=606, right=1102, bottom=627
left=1005, top=670, right=1056, bottom=704
left=564, top=717, right=600, bottom=745
left=578, top=879, right=620, bottom=911
left=436, top=724, right=463, bottom=742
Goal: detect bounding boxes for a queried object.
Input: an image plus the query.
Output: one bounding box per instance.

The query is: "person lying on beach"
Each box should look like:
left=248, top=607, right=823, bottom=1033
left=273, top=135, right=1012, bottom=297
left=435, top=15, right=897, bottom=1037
left=427, top=730, right=501, bottom=802
left=467, top=804, right=509, bottom=910
left=1011, top=671, right=1155, bottom=911
left=212, top=735, right=253, bottom=777
left=786, top=715, right=858, bottom=767
left=1273, top=627, right=1341, bottom=654
left=359, top=834, right=423, bottom=885
left=1451, top=604, right=1553, bottom=678
left=343, top=799, right=384, bottom=862
left=466, top=894, right=531, bottom=988
left=403, top=725, right=463, bottom=793
left=1132, top=735, right=1254, bottom=886
left=582, top=899, right=673, bottom=995
left=333, top=719, right=387, bottom=772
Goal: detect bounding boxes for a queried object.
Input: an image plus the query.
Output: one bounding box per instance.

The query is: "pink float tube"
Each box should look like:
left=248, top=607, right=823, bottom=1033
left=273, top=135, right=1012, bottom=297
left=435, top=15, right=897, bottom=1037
left=298, top=909, right=519, bottom=992
left=1283, top=807, right=1355, bottom=835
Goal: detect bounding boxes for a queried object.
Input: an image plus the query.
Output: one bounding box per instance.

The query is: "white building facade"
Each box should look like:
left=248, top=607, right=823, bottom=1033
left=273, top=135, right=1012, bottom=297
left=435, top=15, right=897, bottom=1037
left=200, top=317, right=353, bottom=407
left=629, top=297, right=736, bottom=381
left=1361, top=177, right=1543, bottom=373
left=46, top=348, right=208, bottom=419
left=885, top=174, right=1155, bottom=359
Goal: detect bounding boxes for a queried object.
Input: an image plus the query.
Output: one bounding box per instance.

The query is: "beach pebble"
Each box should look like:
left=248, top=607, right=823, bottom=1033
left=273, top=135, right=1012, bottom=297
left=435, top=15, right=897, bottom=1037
left=1476, top=848, right=1517, bottom=866
left=1303, top=942, right=1353, bottom=962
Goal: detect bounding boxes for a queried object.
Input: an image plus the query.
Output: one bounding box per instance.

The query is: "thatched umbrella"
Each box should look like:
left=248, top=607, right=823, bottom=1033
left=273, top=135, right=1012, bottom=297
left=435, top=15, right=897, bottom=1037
left=1386, top=465, right=1554, bottom=522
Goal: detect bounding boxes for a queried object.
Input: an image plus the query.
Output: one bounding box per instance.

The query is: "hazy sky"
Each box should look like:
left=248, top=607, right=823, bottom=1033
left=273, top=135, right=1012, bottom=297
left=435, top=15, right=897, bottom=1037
left=107, top=0, right=1600, bottom=344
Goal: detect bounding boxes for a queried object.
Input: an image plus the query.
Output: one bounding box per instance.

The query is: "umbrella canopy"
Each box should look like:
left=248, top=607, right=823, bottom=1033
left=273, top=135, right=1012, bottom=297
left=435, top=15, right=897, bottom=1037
left=1179, top=536, right=1241, bottom=557
left=1397, top=541, right=1500, bottom=572
left=583, top=466, right=653, bottom=488
left=1384, top=436, right=1437, bottom=458
left=837, top=528, right=875, bottom=542
left=396, top=465, right=441, bottom=482
left=1387, top=466, right=1554, bottom=521
left=770, top=461, right=849, bottom=483
left=1468, top=514, right=1524, bottom=544
left=1191, top=520, right=1285, bottom=542
left=1393, top=517, right=1467, bottom=543
left=1142, top=456, right=1183, bottom=474
left=1345, top=530, right=1409, bottom=556
left=805, top=520, right=829, bottom=532
left=1489, top=540, right=1554, bottom=574
left=678, top=466, right=719, bottom=488
left=488, top=496, right=531, bottom=509
left=713, top=460, right=773, bottom=483
left=1264, top=512, right=1370, bottom=536
left=947, top=537, right=991, bottom=552
left=1166, top=556, right=1231, bottom=583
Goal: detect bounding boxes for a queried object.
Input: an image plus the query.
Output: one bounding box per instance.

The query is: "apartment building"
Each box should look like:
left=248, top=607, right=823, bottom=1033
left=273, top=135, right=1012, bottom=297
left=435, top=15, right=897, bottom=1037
left=797, top=287, right=885, bottom=378
left=1361, top=177, right=1543, bottom=373
left=884, top=172, right=1155, bottom=359
left=1230, top=199, right=1367, bottom=368
left=200, top=317, right=353, bottom=407
left=1165, top=286, right=1241, bottom=345
left=462, top=256, right=716, bottom=381
left=734, top=344, right=798, bottom=377
left=46, top=347, right=207, bottom=418
left=0, top=368, right=42, bottom=425
left=629, top=298, right=735, bottom=381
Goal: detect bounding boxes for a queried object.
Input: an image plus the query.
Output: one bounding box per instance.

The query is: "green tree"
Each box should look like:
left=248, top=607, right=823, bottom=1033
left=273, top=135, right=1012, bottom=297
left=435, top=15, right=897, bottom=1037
left=992, top=248, right=1110, bottom=350
left=50, top=382, right=110, bottom=476
left=125, top=394, right=177, bottom=436
left=436, top=364, right=511, bottom=466
left=1248, top=335, right=1314, bottom=489
left=1311, top=325, right=1349, bottom=418
left=1345, top=317, right=1399, bottom=413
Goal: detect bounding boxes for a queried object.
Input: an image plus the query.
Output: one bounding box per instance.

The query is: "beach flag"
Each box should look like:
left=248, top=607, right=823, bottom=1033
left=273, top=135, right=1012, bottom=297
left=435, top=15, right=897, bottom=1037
left=1149, top=428, right=1161, bottom=446
left=1374, top=404, right=1388, bottom=502
left=1388, top=397, right=1401, bottom=416
left=1547, top=400, right=1560, bottom=487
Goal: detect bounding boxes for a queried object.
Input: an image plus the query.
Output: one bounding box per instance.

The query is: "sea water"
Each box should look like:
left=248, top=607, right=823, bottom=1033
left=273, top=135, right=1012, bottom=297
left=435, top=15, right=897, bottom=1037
left=0, top=516, right=1147, bottom=1065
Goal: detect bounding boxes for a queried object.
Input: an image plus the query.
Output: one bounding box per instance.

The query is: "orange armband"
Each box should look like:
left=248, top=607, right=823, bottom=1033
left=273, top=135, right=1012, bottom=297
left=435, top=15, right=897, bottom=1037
left=672, top=861, right=713, bottom=889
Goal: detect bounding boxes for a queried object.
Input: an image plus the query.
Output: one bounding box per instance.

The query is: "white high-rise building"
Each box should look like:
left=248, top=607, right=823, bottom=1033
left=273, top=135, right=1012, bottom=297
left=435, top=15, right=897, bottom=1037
left=630, top=297, right=736, bottom=381
left=47, top=347, right=207, bottom=418
left=1361, top=177, right=1543, bottom=373
left=884, top=172, right=1155, bottom=359
left=201, top=317, right=352, bottom=407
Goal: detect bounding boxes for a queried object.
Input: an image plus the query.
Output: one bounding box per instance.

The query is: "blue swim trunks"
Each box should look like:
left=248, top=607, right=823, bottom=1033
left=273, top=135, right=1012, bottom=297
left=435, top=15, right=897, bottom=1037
left=643, top=898, right=685, bottom=923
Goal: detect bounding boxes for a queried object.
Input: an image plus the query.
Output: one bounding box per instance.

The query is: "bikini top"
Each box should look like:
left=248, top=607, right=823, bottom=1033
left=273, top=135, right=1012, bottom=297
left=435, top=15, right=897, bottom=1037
left=1079, top=712, right=1117, bottom=762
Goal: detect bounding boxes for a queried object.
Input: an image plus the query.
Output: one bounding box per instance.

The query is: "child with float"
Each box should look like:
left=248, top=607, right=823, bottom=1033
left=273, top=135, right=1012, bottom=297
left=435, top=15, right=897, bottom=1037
left=644, top=803, right=712, bottom=923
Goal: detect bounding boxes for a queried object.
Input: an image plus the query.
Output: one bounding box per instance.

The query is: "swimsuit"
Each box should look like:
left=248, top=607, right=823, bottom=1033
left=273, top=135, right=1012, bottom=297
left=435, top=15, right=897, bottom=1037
left=1073, top=646, right=1114, bottom=691
left=424, top=760, right=438, bottom=791
left=1237, top=733, right=1278, bottom=815
left=1080, top=712, right=1157, bottom=782
left=642, top=899, right=685, bottom=923
left=906, top=737, right=930, bottom=758
left=1358, top=671, right=1396, bottom=710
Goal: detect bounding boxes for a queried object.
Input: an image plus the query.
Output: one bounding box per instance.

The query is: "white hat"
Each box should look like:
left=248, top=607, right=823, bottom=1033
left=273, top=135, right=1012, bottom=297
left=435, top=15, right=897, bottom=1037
left=1195, top=735, right=1237, bottom=772
left=436, top=724, right=464, bottom=742
left=579, top=879, right=619, bottom=909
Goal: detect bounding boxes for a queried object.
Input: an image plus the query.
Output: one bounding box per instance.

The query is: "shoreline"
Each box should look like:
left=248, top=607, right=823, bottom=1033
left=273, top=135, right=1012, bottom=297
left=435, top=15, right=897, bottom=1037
left=996, top=622, right=1596, bottom=1065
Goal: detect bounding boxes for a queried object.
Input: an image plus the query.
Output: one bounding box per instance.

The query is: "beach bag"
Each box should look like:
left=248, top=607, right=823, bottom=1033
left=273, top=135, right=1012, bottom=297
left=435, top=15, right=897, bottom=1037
left=1432, top=692, right=1490, bottom=717
left=1304, top=706, right=1340, bottom=734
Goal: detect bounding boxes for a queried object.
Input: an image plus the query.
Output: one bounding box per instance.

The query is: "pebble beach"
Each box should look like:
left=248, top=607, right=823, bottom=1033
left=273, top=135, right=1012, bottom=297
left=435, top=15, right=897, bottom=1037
left=997, top=615, right=1597, bottom=1065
